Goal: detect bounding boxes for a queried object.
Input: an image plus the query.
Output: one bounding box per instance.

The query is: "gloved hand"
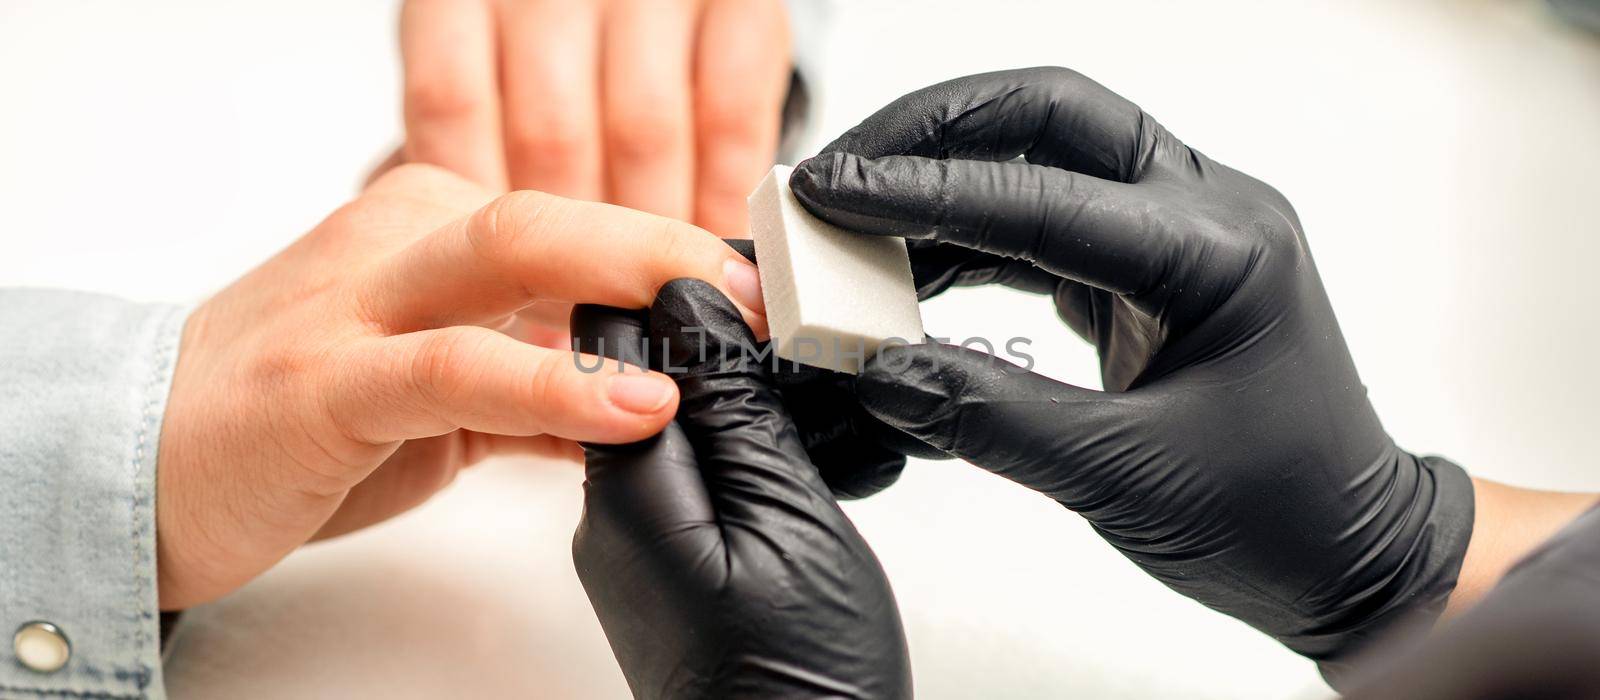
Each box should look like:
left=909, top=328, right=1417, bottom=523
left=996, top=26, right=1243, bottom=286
left=790, top=67, right=1475, bottom=681
left=569, top=279, right=911, bottom=699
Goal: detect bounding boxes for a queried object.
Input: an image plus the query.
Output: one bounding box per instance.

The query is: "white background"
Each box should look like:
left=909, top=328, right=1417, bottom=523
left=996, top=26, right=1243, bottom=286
left=3, top=1, right=1599, bottom=697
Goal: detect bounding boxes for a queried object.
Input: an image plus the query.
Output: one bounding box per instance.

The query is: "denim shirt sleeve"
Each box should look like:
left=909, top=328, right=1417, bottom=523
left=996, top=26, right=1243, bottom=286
left=0, top=289, right=186, bottom=699
left=1548, top=0, right=1600, bottom=32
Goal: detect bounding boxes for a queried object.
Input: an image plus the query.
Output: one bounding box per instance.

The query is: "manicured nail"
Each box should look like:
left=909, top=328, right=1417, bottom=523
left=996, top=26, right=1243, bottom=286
left=606, top=373, right=675, bottom=414
left=723, top=259, right=766, bottom=315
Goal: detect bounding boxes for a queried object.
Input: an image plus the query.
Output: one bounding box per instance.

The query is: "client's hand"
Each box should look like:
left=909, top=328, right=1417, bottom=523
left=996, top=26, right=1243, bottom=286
left=156, top=163, right=767, bottom=609
left=376, top=0, right=790, bottom=348
left=390, top=0, right=791, bottom=237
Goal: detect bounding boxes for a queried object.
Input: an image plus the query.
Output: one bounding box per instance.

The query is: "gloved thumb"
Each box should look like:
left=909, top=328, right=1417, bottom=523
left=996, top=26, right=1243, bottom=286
left=647, top=278, right=841, bottom=507
left=856, top=341, right=1149, bottom=501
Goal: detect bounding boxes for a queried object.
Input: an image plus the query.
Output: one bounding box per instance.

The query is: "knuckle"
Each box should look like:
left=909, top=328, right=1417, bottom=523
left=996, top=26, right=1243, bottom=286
left=604, top=109, right=690, bottom=161
left=522, top=351, right=571, bottom=431
left=467, top=190, right=558, bottom=263
left=411, top=328, right=491, bottom=405
left=250, top=343, right=320, bottom=392
left=366, top=162, right=463, bottom=196
left=313, top=197, right=375, bottom=236
left=694, top=79, right=778, bottom=146
left=404, top=77, right=490, bottom=124
left=695, top=169, right=761, bottom=211
left=1038, top=65, right=1090, bottom=86
left=505, top=116, right=595, bottom=165
left=645, top=219, right=706, bottom=281
left=526, top=350, right=562, bottom=400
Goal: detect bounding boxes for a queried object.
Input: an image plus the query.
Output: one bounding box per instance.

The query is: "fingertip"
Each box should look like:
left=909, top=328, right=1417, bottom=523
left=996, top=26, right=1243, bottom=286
left=720, top=261, right=770, bottom=340
left=604, top=370, right=680, bottom=419
left=787, top=152, right=843, bottom=204
left=721, top=258, right=767, bottom=315
left=590, top=366, right=677, bottom=441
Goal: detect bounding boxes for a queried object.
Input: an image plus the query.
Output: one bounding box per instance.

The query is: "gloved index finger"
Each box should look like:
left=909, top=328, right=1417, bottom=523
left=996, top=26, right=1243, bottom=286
left=815, top=66, right=1176, bottom=183
left=790, top=152, right=1178, bottom=297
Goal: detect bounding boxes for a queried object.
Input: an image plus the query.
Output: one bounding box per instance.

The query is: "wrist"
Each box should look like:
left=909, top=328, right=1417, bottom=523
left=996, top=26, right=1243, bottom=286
left=1442, top=477, right=1600, bottom=618
left=1303, top=453, right=1476, bottom=688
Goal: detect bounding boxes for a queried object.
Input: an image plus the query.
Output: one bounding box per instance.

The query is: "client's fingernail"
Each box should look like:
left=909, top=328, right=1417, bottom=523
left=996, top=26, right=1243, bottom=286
left=606, top=373, right=675, bottom=414
left=723, top=259, right=766, bottom=315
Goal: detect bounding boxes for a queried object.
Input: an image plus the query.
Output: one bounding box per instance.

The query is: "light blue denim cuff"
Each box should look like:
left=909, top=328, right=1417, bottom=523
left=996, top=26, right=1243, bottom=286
left=1549, top=0, right=1600, bottom=32
left=0, top=289, right=187, bottom=699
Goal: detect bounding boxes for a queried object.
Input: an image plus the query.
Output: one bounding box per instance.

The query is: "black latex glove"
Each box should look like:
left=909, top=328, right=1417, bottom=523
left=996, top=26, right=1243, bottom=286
left=790, top=67, right=1475, bottom=682
left=569, top=279, right=912, bottom=699
left=1344, top=503, right=1600, bottom=699
left=722, top=239, right=942, bottom=499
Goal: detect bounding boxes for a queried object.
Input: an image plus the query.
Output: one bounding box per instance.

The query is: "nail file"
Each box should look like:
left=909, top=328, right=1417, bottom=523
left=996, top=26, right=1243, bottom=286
left=747, top=164, right=924, bottom=374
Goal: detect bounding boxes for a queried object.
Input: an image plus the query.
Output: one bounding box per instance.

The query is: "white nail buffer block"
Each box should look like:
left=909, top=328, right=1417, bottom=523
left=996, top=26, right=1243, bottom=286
left=747, top=165, right=924, bottom=374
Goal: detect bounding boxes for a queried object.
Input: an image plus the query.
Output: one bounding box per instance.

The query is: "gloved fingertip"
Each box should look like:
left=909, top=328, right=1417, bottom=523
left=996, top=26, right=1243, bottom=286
left=789, top=152, right=865, bottom=219
left=787, top=151, right=845, bottom=199
left=791, top=153, right=941, bottom=240
left=649, top=278, right=755, bottom=371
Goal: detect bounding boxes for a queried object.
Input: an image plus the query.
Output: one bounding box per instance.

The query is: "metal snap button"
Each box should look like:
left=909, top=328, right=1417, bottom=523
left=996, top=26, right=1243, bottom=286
left=13, top=621, right=70, bottom=674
